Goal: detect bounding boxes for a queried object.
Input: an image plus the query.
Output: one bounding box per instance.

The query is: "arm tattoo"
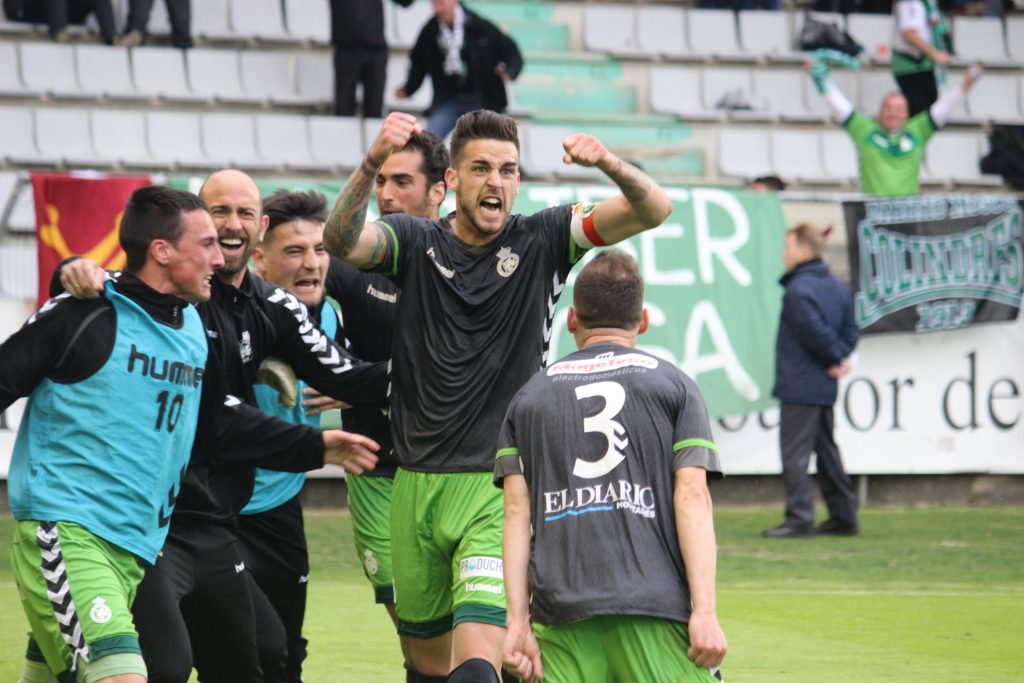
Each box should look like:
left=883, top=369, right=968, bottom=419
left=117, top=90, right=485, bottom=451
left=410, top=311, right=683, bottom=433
left=324, top=154, right=382, bottom=258
left=608, top=158, right=651, bottom=204
left=368, top=224, right=388, bottom=266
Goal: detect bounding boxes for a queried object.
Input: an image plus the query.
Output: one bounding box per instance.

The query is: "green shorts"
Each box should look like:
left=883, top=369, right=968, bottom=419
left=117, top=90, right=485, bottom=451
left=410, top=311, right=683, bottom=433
left=390, top=469, right=506, bottom=638
left=11, top=520, right=147, bottom=680
left=533, top=615, right=720, bottom=683
left=347, top=473, right=395, bottom=604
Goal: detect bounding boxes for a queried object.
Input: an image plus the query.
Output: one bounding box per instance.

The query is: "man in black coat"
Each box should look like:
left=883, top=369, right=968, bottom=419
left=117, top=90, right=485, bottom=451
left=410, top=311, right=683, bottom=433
left=330, top=0, right=413, bottom=118
left=396, top=0, right=522, bottom=138
left=764, top=223, right=861, bottom=539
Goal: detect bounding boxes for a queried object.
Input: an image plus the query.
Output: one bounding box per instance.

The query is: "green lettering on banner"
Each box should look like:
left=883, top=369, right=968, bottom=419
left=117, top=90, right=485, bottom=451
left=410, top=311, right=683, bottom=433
left=170, top=177, right=786, bottom=418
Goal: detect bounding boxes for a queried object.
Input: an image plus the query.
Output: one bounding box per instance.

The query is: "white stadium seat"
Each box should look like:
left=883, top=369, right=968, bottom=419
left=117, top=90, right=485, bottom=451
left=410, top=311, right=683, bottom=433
left=201, top=112, right=278, bottom=170
left=307, top=115, right=365, bottom=170
left=718, top=128, right=771, bottom=180
left=131, top=47, right=205, bottom=102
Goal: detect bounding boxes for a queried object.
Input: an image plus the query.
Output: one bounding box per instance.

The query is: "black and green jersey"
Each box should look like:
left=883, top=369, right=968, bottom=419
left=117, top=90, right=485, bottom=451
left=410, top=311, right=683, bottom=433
left=845, top=110, right=936, bottom=196
left=494, top=342, right=723, bottom=627
left=372, top=205, right=583, bottom=473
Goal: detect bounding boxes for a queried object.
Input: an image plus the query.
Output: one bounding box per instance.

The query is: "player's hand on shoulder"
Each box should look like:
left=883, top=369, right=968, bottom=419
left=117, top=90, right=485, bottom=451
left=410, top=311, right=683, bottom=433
left=503, top=621, right=544, bottom=682
left=686, top=608, right=728, bottom=669
left=562, top=133, right=610, bottom=169
left=61, top=258, right=106, bottom=299
left=322, top=429, right=379, bottom=474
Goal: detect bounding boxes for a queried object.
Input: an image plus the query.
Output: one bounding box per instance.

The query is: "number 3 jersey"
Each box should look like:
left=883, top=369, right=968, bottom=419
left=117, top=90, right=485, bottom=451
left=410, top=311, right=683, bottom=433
left=7, top=281, right=206, bottom=564
left=494, top=342, right=723, bottom=627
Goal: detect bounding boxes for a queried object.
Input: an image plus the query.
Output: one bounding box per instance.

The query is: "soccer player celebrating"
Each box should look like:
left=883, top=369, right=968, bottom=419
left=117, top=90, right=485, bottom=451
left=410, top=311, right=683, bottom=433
left=322, top=131, right=450, bottom=676
left=324, top=109, right=672, bottom=682
left=0, top=186, right=377, bottom=683
left=497, top=250, right=728, bottom=683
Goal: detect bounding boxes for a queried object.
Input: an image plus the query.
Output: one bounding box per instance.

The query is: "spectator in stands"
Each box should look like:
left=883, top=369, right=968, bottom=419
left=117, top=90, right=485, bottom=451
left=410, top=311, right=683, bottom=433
left=395, top=0, right=522, bottom=138
left=747, top=175, right=787, bottom=192
left=330, top=0, right=414, bottom=118
left=118, top=0, right=192, bottom=50
left=32, top=0, right=117, bottom=44
left=809, top=55, right=982, bottom=196
left=891, top=0, right=953, bottom=116
left=763, top=223, right=860, bottom=539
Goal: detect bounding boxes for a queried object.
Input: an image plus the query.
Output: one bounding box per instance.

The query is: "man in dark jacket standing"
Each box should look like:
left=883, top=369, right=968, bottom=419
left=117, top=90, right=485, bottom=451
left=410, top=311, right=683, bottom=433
left=764, top=223, right=860, bottom=539
left=396, top=0, right=522, bottom=137
left=331, top=0, right=413, bottom=117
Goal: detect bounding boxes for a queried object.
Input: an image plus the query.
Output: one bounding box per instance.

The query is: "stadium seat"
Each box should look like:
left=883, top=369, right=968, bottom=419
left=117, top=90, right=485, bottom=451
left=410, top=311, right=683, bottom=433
left=1007, top=17, right=1024, bottom=62
left=255, top=114, right=330, bottom=172
left=857, top=70, right=897, bottom=113
left=717, top=128, right=771, bottom=180
left=924, top=131, right=998, bottom=185
left=240, top=51, right=318, bottom=106
left=846, top=14, right=891, bottom=64
left=951, top=16, right=1012, bottom=67
left=770, top=129, right=826, bottom=183
left=284, top=0, right=331, bottom=44
left=75, top=45, right=141, bottom=100
left=687, top=9, right=747, bottom=61
left=635, top=5, right=692, bottom=60
left=0, top=106, right=40, bottom=164
left=820, top=129, right=859, bottom=184
left=0, top=42, right=37, bottom=99
left=362, top=117, right=385, bottom=149
left=230, top=0, right=290, bottom=43
left=307, top=115, right=364, bottom=171
left=296, top=53, right=333, bottom=103
left=90, top=110, right=154, bottom=167
left=20, top=42, right=89, bottom=99
left=35, top=107, right=114, bottom=168
left=744, top=69, right=819, bottom=122
left=649, top=66, right=723, bottom=121
left=737, top=10, right=803, bottom=63
left=702, top=67, right=759, bottom=119
left=390, top=0, right=432, bottom=50
left=145, top=0, right=171, bottom=38
left=146, top=111, right=214, bottom=168
left=385, top=55, right=432, bottom=113
left=966, top=74, right=1020, bottom=124
left=130, top=47, right=205, bottom=102
left=583, top=5, right=642, bottom=57
left=193, top=0, right=235, bottom=42
left=201, top=113, right=278, bottom=170
left=520, top=124, right=603, bottom=181
left=0, top=171, right=34, bottom=237
left=186, top=48, right=262, bottom=104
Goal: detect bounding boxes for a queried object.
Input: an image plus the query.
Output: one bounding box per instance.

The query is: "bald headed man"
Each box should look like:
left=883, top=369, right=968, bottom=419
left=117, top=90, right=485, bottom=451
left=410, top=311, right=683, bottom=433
left=55, top=169, right=388, bottom=683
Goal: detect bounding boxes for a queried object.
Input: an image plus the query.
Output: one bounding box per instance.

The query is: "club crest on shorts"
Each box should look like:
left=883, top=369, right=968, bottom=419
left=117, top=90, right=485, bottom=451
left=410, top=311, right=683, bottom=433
left=496, top=247, right=519, bottom=278
left=363, top=549, right=379, bottom=576
left=90, top=597, right=112, bottom=624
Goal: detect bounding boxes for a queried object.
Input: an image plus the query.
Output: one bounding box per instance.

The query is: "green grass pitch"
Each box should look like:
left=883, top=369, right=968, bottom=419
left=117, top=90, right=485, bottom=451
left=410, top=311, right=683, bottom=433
left=0, top=506, right=1021, bottom=681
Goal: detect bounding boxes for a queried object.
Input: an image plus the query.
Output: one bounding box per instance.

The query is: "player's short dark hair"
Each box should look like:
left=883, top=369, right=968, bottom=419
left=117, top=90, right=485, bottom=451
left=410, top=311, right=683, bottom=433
left=788, top=222, right=824, bottom=258
left=573, top=250, right=644, bottom=331
left=449, top=109, right=520, bottom=166
left=261, top=189, right=328, bottom=243
left=401, top=131, right=450, bottom=188
left=750, top=175, right=786, bottom=191
left=120, top=185, right=207, bottom=273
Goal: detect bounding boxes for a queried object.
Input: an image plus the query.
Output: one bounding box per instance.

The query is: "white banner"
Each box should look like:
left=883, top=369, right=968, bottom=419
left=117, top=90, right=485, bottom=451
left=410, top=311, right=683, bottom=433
left=715, top=314, right=1024, bottom=474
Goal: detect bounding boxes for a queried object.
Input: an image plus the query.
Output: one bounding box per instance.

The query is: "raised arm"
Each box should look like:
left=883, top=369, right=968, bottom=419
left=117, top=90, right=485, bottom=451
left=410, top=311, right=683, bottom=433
left=674, top=466, right=728, bottom=670
left=323, top=112, right=422, bottom=268
left=807, top=60, right=855, bottom=124
left=561, top=134, right=672, bottom=246
left=929, top=64, right=982, bottom=128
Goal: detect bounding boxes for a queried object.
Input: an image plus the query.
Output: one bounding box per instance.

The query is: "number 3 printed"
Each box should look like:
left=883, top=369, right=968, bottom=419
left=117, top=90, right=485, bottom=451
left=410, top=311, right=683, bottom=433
left=573, top=381, right=629, bottom=479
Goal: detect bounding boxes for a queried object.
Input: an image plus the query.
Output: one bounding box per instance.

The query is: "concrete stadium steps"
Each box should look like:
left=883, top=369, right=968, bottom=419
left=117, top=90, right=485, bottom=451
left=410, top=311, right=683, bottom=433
left=501, top=20, right=570, bottom=53
left=520, top=51, right=623, bottom=82
left=512, top=81, right=637, bottom=116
